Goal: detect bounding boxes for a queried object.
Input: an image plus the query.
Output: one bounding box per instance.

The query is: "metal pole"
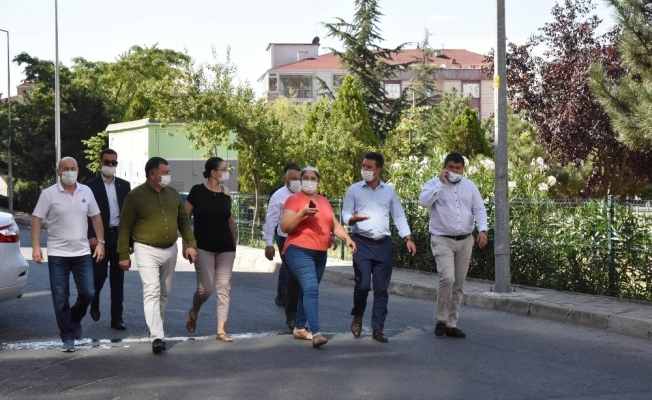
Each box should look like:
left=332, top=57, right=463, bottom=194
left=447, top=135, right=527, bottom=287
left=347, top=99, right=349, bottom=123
left=54, top=0, right=61, bottom=166
left=0, top=29, right=12, bottom=213
left=607, top=195, right=616, bottom=296
left=493, top=0, right=511, bottom=293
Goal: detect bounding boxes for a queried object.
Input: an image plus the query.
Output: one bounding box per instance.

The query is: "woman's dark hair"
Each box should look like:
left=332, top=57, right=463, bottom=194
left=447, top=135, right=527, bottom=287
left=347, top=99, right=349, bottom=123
left=300, top=166, right=320, bottom=180
left=203, top=157, right=225, bottom=179
left=443, top=152, right=465, bottom=167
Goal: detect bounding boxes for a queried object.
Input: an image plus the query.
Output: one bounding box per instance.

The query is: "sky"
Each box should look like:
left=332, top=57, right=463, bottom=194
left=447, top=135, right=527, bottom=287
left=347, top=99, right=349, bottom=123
left=0, top=0, right=616, bottom=98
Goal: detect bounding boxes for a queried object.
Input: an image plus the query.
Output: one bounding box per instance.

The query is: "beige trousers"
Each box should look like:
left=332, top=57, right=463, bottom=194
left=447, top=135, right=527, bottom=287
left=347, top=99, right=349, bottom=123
left=134, top=242, right=178, bottom=341
left=192, top=249, right=236, bottom=323
left=430, top=235, right=474, bottom=327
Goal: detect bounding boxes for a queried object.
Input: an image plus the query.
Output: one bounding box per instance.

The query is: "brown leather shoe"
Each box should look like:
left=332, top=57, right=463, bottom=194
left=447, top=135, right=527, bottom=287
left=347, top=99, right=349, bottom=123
left=351, top=315, right=362, bottom=337
left=372, top=330, right=388, bottom=343
left=312, top=333, right=328, bottom=348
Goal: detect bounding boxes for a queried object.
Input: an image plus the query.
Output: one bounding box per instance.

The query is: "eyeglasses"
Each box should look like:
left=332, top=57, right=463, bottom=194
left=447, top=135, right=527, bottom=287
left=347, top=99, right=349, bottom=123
left=102, top=160, right=119, bottom=166
left=215, top=168, right=228, bottom=172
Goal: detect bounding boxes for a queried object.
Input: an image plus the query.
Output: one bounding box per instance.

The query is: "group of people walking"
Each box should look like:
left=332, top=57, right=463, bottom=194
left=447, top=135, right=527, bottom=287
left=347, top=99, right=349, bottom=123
left=265, top=151, right=488, bottom=346
left=31, top=148, right=488, bottom=353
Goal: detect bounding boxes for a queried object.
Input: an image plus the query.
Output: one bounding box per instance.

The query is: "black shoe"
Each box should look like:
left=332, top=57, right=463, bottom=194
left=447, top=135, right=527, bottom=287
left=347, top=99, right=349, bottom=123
left=152, top=339, right=166, bottom=354
left=111, top=320, right=127, bottom=330
left=351, top=315, right=362, bottom=338
left=275, top=291, right=286, bottom=307
left=434, top=321, right=446, bottom=337
left=90, top=308, right=100, bottom=322
left=73, top=322, right=82, bottom=340
left=286, top=319, right=295, bottom=330
left=445, top=327, right=466, bottom=338
left=372, top=330, right=388, bottom=343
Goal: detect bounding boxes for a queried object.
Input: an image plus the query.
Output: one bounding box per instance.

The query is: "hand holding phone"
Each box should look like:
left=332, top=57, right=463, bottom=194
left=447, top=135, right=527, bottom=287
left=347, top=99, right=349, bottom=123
left=309, top=200, right=317, bottom=208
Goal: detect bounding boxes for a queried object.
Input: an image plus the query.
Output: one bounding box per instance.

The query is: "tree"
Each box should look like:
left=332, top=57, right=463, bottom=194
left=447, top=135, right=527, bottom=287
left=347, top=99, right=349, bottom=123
left=484, top=0, right=652, bottom=196
left=443, top=107, right=492, bottom=158
left=323, top=0, right=415, bottom=143
left=408, top=29, right=440, bottom=104
left=590, top=0, right=652, bottom=149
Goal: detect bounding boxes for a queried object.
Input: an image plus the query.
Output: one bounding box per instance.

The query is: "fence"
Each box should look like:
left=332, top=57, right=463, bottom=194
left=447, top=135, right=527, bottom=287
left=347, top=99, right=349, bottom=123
left=232, top=194, right=652, bottom=301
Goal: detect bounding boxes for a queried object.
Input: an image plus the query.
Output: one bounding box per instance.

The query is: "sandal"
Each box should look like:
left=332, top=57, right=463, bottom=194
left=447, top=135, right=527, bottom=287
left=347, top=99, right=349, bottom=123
left=293, top=328, right=313, bottom=340
left=312, top=333, right=328, bottom=348
left=216, top=333, right=233, bottom=342
left=186, top=308, right=197, bottom=333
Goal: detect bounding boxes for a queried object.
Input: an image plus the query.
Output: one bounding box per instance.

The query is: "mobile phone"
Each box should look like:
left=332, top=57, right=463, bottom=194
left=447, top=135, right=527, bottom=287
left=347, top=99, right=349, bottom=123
left=309, top=200, right=317, bottom=208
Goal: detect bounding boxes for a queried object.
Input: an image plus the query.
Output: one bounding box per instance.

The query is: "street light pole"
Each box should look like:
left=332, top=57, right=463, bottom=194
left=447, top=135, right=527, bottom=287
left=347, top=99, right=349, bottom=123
left=54, top=0, right=61, bottom=166
left=493, top=0, right=512, bottom=293
left=0, top=28, right=12, bottom=213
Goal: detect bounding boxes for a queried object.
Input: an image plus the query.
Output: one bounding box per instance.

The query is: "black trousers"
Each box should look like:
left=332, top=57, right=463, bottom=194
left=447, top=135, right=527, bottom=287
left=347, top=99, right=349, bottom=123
left=276, top=236, right=300, bottom=324
left=91, top=228, right=124, bottom=322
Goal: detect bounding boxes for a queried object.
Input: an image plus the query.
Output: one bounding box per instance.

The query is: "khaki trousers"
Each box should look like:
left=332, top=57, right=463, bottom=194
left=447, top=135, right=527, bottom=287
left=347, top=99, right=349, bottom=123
left=134, top=242, right=178, bottom=341
left=430, top=235, right=474, bottom=327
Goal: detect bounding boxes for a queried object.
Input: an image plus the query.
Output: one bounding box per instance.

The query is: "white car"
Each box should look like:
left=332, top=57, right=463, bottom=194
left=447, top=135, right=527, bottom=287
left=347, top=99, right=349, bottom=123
left=0, top=212, right=29, bottom=302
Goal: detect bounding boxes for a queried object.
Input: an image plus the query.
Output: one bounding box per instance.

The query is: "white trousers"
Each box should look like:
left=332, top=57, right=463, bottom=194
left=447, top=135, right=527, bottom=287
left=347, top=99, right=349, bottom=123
left=134, top=242, right=178, bottom=341
left=430, top=235, right=474, bottom=327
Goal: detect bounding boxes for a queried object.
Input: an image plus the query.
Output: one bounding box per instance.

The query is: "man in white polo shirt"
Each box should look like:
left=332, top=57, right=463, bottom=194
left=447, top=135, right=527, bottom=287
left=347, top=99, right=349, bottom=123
left=31, top=157, right=105, bottom=353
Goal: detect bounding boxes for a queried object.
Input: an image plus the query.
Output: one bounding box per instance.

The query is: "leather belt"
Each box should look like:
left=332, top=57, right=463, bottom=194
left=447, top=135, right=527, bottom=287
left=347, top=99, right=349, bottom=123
left=353, top=234, right=390, bottom=244
left=138, top=242, right=176, bottom=249
left=441, top=234, right=471, bottom=241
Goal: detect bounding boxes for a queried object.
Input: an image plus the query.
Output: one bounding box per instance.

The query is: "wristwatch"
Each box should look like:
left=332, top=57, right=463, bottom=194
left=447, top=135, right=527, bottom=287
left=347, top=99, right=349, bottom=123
left=98, top=239, right=106, bottom=245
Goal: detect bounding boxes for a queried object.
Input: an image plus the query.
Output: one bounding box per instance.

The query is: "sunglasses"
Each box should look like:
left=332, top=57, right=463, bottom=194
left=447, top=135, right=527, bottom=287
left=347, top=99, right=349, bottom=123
left=102, top=160, right=119, bottom=166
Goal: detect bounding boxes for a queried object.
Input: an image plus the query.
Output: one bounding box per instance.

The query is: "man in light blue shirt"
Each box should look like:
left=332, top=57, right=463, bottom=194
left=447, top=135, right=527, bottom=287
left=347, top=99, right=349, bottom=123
left=343, top=152, right=417, bottom=343
left=419, top=152, right=488, bottom=339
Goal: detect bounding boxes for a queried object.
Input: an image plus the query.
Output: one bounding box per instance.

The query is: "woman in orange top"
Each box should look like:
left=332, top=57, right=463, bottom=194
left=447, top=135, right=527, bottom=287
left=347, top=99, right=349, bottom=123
left=280, top=166, right=356, bottom=348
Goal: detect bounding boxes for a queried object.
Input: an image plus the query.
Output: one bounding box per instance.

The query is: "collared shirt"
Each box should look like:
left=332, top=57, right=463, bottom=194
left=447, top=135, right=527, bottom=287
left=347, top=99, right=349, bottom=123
left=32, top=182, right=101, bottom=257
left=263, top=185, right=294, bottom=246
left=103, top=175, right=120, bottom=227
left=342, top=180, right=411, bottom=239
left=117, top=182, right=197, bottom=260
left=418, top=177, right=488, bottom=236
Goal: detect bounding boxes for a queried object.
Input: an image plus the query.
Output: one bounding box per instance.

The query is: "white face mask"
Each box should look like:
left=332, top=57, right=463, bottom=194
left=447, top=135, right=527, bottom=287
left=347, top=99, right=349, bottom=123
left=446, top=171, right=462, bottom=183
left=60, top=171, right=78, bottom=186
left=101, top=166, right=117, bottom=177
left=361, top=169, right=375, bottom=182
left=289, top=180, right=301, bottom=193
left=219, top=171, right=230, bottom=183
left=158, top=174, right=172, bottom=187
left=301, top=181, right=318, bottom=194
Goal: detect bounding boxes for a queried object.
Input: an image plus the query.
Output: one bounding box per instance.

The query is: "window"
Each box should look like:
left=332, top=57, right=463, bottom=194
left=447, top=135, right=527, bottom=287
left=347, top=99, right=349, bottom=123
left=462, top=83, right=480, bottom=99
left=332, top=74, right=347, bottom=92
left=279, top=75, right=313, bottom=98
left=268, top=74, right=278, bottom=92
left=384, top=83, right=401, bottom=99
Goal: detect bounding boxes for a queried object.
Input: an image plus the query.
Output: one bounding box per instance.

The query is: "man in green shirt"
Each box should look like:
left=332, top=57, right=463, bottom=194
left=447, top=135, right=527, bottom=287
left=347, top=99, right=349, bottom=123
left=118, top=156, right=197, bottom=354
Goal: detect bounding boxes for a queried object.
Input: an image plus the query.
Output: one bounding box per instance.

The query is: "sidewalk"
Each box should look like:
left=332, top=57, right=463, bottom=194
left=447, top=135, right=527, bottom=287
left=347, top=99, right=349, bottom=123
left=7, top=208, right=651, bottom=341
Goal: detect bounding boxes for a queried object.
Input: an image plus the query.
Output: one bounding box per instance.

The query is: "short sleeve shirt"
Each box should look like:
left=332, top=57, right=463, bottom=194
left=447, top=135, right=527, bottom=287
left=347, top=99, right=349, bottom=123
left=186, top=184, right=235, bottom=253
left=32, top=182, right=101, bottom=257
left=282, top=193, right=334, bottom=253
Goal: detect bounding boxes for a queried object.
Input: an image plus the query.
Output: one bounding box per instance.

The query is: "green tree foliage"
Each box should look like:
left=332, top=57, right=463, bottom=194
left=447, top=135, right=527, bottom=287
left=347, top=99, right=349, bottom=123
left=73, top=45, right=191, bottom=122
left=590, top=0, right=652, bottom=149
left=323, top=0, right=414, bottom=143
left=443, top=107, right=492, bottom=158
left=81, top=131, right=109, bottom=174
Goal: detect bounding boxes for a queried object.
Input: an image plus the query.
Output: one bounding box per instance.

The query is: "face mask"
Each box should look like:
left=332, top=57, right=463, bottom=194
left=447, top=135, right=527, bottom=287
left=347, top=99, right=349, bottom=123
left=446, top=171, right=462, bottom=184
left=301, top=181, right=318, bottom=194
left=101, top=166, right=117, bottom=177
left=60, top=171, right=78, bottom=186
left=361, top=169, right=375, bottom=182
left=289, top=180, right=301, bottom=193
left=219, top=171, right=230, bottom=183
left=158, top=174, right=172, bottom=187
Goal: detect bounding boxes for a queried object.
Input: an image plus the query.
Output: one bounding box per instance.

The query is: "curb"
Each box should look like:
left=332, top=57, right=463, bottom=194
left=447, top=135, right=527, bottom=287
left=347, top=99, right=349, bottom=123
left=321, top=267, right=652, bottom=341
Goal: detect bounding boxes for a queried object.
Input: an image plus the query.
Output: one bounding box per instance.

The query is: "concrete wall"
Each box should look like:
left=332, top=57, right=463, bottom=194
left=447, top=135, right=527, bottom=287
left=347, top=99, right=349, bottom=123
left=269, top=44, right=319, bottom=68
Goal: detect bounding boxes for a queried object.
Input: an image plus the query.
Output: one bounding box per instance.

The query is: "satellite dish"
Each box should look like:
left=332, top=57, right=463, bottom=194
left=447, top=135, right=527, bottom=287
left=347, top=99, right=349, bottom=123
left=312, top=36, right=320, bottom=45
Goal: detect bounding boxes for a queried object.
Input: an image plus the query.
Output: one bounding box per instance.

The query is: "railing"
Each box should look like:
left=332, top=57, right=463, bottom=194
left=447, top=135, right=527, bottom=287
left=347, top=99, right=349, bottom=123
left=231, top=194, right=652, bottom=301
left=280, top=88, right=313, bottom=99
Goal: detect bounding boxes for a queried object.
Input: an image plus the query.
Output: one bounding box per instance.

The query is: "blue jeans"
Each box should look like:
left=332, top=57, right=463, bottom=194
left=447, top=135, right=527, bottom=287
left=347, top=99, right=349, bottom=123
left=48, top=255, right=95, bottom=341
left=284, top=245, right=327, bottom=334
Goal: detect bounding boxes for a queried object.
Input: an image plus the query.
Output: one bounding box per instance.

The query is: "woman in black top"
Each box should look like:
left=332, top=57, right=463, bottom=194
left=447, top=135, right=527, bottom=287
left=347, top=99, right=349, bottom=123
left=184, top=157, right=237, bottom=342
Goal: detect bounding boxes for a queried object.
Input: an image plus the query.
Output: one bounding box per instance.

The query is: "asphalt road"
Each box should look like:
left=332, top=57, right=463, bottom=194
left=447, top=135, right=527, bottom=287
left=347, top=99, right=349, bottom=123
left=1, top=228, right=652, bottom=400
